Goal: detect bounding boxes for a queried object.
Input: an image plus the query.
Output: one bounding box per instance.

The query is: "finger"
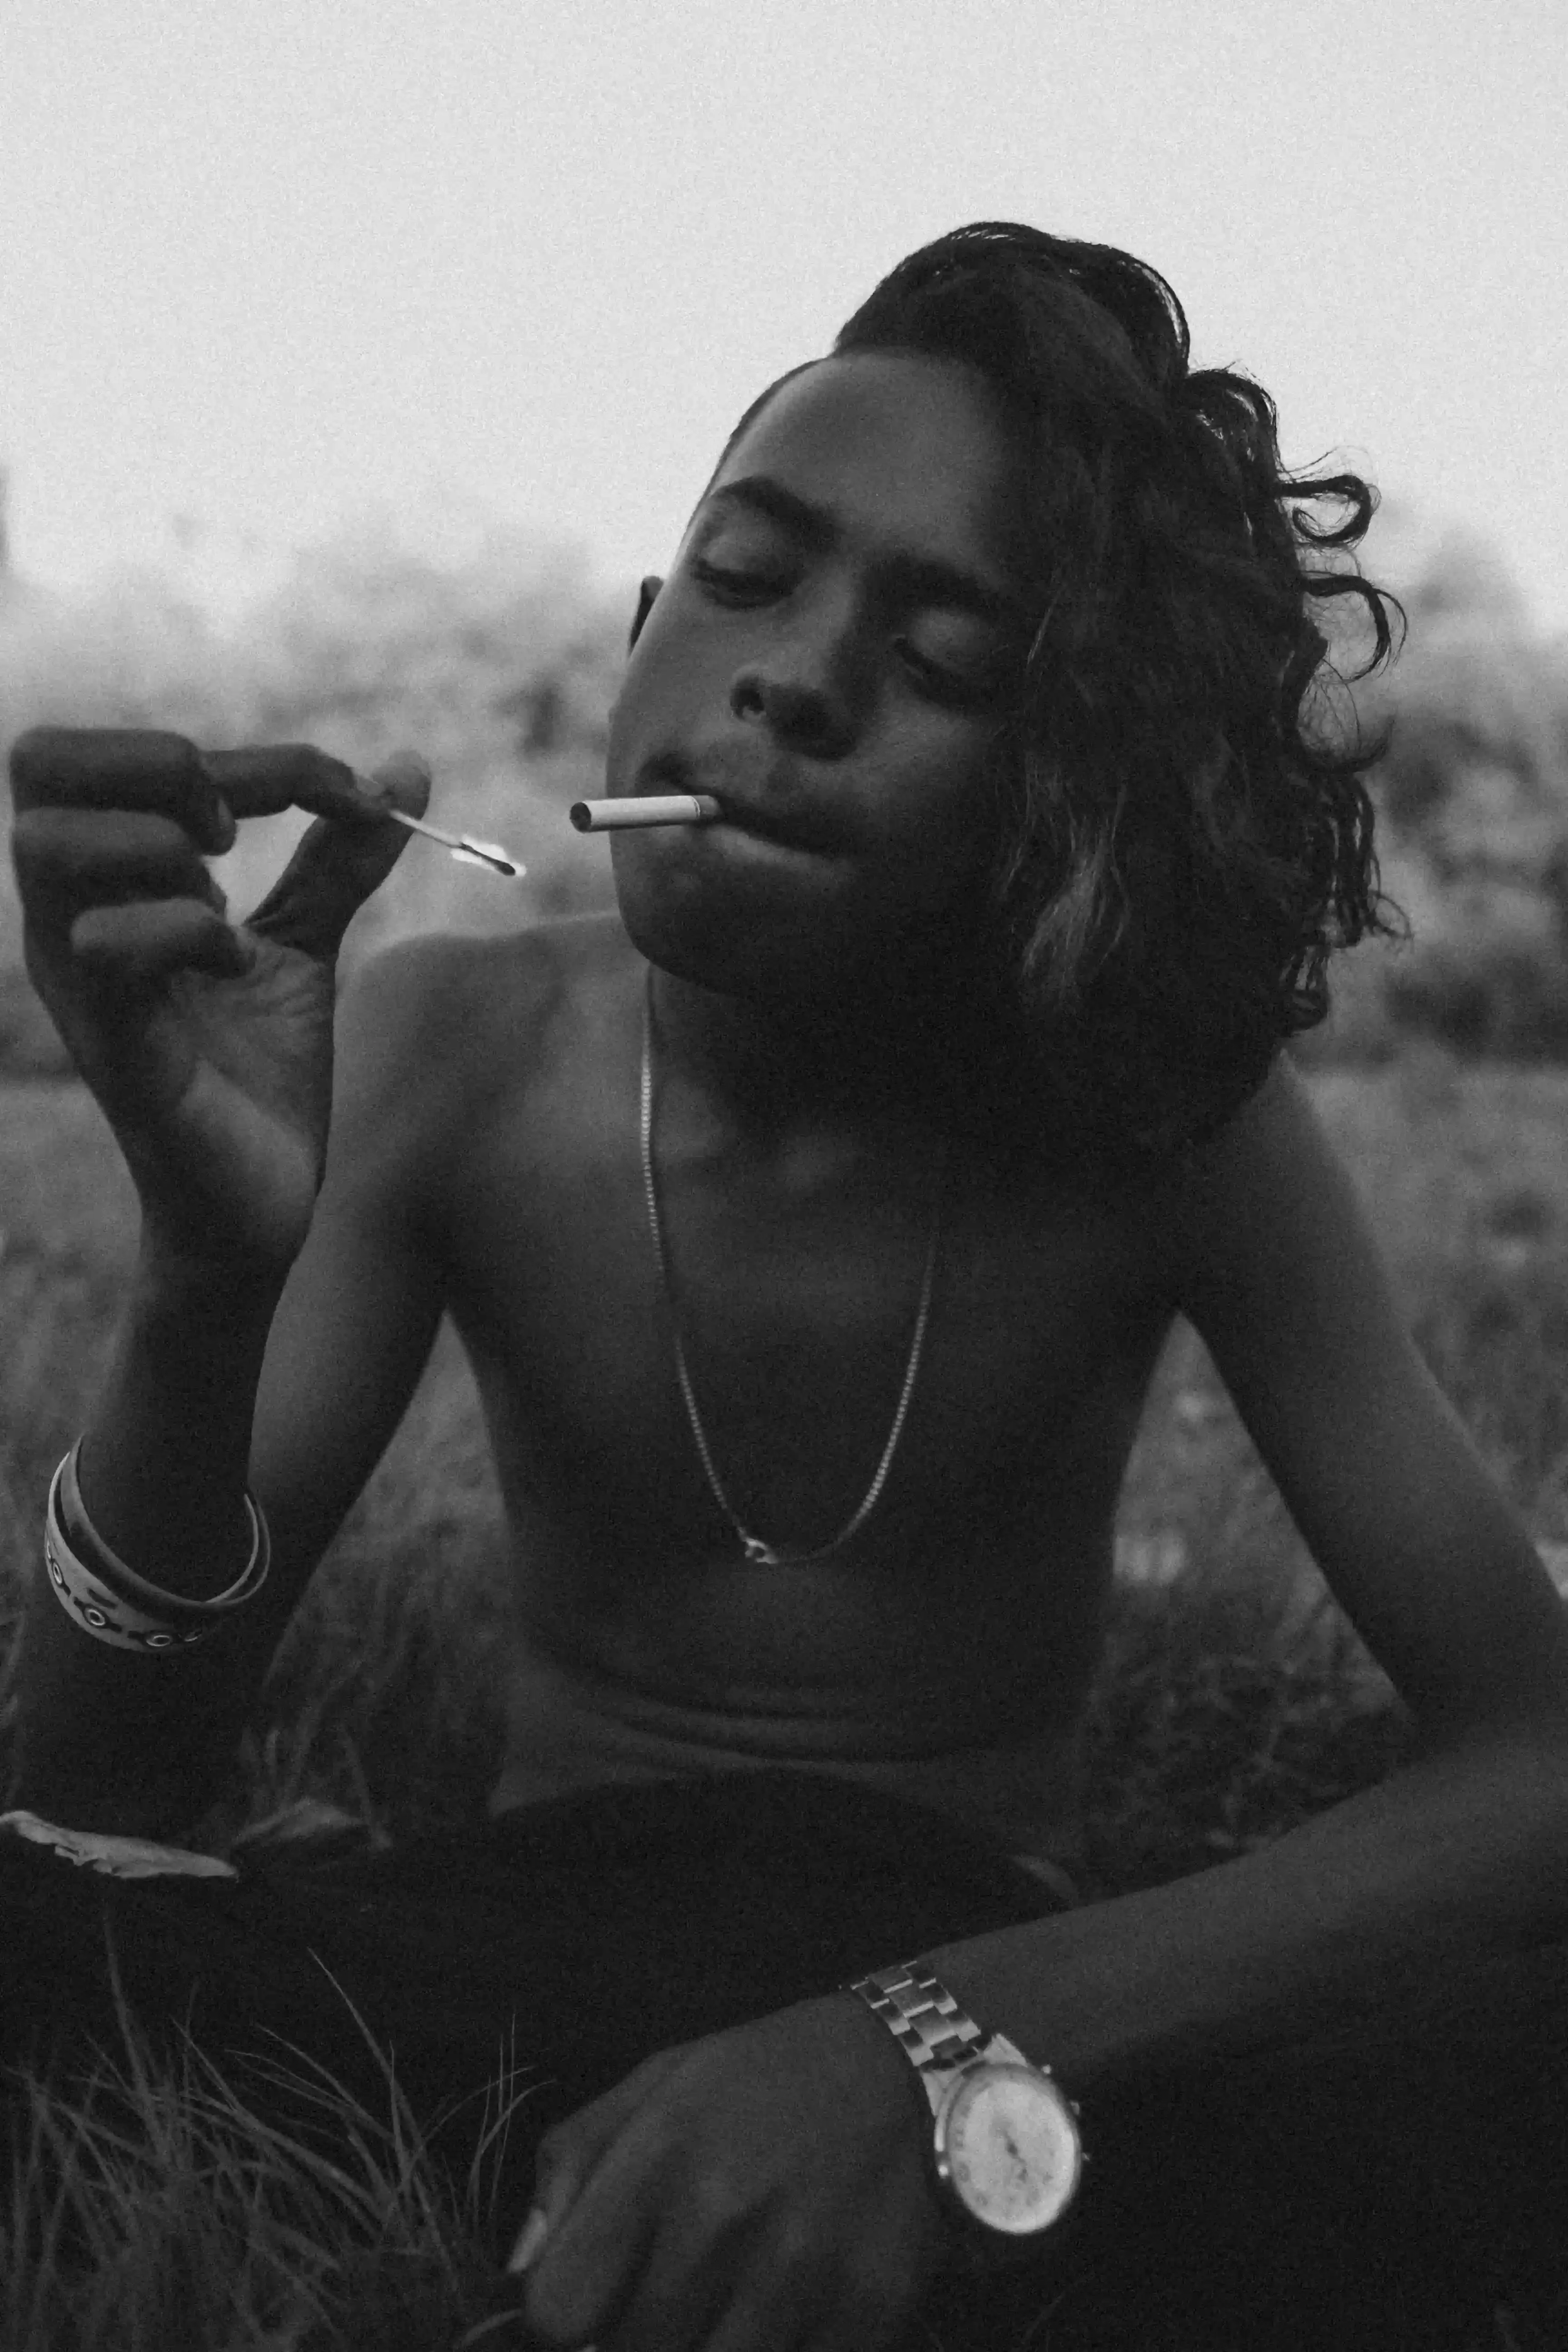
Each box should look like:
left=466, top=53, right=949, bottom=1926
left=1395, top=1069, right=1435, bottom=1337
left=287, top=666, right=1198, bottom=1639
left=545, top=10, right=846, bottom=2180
left=241, top=750, right=431, bottom=963
left=797, top=2216, right=932, bottom=2352
left=599, top=2176, right=850, bottom=2352
left=514, top=2055, right=691, bottom=2301
left=517, top=2128, right=597, bottom=2260
left=8, top=725, right=412, bottom=849
left=69, top=898, right=253, bottom=989
left=593, top=2213, right=740, bottom=2352
left=12, top=807, right=225, bottom=930
left=522, top=2141, right=662, bottom=2349
left=10, top=727, right=236, bottom=856
left=696, top=2211, right=853, bottom=2352
left=202, top=740, right=407, bottom=827
left=700, top=2277, right=818, bottom=2352
left=522, top=2117, right=622, bottom=2260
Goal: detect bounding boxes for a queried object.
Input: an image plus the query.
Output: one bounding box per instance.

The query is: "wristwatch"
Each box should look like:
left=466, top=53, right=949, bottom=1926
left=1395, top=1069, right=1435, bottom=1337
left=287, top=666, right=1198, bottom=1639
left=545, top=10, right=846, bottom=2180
left=845, top=1961, right=1083, bottom=2259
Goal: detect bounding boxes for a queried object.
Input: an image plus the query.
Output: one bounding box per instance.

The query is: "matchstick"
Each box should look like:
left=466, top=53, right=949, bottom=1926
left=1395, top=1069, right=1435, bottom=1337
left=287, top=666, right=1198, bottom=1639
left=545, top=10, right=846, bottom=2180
left=347, top=770, right=527, bottom=878
left=568, top=795, right=723, bottom=832
left=380, top=807, right=525, bottom=879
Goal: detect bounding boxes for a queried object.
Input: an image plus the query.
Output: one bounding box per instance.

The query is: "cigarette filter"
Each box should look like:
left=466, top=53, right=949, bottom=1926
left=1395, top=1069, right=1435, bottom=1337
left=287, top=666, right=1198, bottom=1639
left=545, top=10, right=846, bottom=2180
left=569, top=794, right=722, bottom=832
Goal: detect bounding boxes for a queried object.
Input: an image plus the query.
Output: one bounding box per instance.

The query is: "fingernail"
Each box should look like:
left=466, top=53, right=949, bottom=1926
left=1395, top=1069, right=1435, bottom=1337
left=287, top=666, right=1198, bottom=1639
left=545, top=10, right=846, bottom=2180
left=507, top=2206, right=550, bottom=2274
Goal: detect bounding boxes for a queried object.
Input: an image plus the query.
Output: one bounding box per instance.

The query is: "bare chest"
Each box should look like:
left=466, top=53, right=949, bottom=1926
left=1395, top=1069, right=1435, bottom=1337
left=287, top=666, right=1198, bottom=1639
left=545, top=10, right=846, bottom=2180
left=437, top=1063, right=1177, bottom=1576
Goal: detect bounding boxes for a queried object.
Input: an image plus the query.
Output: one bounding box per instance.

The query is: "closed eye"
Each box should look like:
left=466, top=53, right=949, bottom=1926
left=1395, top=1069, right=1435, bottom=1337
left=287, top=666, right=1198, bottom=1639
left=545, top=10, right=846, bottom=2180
left=691, top=559, right=786, bottom=602
left=693, top=558, right=1005, bottom=708
left=896, top=641, right=1002, bottom=709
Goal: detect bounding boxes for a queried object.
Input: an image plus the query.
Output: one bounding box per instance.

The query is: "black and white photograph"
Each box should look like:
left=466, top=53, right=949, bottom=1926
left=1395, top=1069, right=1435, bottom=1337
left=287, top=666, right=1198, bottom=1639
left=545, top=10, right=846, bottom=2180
left=3, top=5, right=1567, bottom=2346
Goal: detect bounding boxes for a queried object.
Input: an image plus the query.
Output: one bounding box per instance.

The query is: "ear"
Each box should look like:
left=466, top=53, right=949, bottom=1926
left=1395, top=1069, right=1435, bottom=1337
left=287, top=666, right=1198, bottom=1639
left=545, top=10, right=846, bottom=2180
left=628, top=575, right=663, bottom=653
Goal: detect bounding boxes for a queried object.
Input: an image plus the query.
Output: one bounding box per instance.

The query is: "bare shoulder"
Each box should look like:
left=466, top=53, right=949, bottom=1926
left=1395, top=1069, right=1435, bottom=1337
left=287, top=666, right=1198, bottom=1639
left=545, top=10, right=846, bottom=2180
left=329, top=911, right=636, bottom=1187
left=1164, top=1050, right=1365, bottom=1323
left=337, top=911, right=633, bottom=1089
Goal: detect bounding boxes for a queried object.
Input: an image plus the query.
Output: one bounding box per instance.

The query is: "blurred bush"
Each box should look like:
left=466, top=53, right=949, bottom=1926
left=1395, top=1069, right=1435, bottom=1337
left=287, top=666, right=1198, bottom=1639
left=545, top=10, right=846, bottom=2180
left=1298, top=506, right=1568, bottom=1068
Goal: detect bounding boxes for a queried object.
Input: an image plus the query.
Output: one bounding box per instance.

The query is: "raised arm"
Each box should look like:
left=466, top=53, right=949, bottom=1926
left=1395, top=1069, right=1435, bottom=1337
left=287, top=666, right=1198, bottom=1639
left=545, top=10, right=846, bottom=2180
left=5, top=729, right=449, bottom=1837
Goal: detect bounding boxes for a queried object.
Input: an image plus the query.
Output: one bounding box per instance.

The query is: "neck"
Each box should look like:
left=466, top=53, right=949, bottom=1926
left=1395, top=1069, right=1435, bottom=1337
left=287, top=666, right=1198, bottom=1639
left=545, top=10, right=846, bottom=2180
left=647, top=956, right=1009, bottom=1152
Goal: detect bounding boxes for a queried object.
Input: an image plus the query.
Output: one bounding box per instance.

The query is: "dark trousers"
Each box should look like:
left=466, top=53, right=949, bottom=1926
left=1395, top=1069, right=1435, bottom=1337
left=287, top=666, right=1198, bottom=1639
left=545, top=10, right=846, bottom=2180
left=4, top=1771, right=1568, bottom=2350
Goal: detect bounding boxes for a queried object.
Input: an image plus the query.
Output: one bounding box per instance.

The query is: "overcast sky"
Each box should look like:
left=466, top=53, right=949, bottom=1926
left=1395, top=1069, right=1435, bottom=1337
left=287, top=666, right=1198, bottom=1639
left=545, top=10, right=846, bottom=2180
left=4, top=0, right=1565, bottom=631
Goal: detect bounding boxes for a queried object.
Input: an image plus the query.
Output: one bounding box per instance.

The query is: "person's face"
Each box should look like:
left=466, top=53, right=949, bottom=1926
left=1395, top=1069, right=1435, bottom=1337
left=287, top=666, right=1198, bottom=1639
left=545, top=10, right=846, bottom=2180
left=604, top=350, right=1033, bottom=1020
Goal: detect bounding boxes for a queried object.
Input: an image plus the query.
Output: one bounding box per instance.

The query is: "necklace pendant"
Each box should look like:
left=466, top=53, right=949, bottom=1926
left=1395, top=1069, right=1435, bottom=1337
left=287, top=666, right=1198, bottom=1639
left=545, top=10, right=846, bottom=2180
left=741, top=1535, right=784, bottom=1567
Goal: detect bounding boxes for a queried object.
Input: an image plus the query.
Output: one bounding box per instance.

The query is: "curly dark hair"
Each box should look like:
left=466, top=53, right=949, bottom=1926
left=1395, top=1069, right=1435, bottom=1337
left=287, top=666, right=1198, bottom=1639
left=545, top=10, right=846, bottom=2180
left=723, top=223, right=1407, bottom=1170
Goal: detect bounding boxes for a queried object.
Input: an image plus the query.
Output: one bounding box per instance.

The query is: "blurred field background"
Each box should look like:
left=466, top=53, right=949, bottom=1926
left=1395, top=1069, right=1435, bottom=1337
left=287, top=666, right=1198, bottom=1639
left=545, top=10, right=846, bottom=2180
left=3, top=501, right=1568, bottom=2345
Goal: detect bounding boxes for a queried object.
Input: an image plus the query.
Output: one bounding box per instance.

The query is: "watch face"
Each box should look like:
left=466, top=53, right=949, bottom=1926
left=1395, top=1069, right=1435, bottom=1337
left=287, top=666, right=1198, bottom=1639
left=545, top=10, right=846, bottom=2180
left=936, top=2063, right=1082, bottom=2235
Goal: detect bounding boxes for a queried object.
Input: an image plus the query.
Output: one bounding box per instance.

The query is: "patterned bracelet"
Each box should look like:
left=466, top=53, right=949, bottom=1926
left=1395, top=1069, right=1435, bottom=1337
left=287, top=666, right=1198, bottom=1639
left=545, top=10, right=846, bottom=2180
left=43, top=1441, right=271, bottom=1653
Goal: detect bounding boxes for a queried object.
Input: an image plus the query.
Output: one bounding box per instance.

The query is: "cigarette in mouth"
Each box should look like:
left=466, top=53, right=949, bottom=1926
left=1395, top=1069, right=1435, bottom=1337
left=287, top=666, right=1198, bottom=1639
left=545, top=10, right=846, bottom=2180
left=568, top=794, right=723, bottom=832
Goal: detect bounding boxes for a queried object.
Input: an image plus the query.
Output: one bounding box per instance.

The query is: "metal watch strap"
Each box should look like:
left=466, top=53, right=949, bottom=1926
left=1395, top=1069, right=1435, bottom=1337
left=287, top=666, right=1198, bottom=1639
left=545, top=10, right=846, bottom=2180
left=846, top=1961, right=992, bottom=2077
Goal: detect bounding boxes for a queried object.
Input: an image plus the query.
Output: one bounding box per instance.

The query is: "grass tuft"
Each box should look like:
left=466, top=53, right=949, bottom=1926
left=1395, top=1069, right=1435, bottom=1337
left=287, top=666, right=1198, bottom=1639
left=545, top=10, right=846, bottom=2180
left=2, top=1960, right=539, bottom=2352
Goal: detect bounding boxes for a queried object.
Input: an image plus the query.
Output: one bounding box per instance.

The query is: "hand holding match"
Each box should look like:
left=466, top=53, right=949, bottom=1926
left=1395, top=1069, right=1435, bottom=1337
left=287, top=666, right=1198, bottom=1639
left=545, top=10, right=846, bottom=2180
left=569, top=794, right=723, bottom=832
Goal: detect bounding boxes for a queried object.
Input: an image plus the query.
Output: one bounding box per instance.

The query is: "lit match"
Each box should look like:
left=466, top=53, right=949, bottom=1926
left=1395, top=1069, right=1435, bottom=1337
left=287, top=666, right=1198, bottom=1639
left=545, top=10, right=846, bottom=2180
left=377, top=805, right=525, bottom=880
left=569, top=794, right=723, bottom=832
left=348, top=769, right=526, bottom=879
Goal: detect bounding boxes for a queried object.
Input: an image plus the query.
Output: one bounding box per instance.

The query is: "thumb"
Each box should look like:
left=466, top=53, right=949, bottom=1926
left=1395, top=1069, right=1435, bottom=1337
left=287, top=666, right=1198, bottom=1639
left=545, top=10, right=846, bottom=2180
left=242, top=749, right=431, bottom=959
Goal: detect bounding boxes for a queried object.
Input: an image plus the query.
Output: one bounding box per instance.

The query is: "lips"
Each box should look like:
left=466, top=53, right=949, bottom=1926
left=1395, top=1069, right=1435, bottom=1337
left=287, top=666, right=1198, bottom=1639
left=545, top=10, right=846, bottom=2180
left=641, top=751, right=839, bottom=853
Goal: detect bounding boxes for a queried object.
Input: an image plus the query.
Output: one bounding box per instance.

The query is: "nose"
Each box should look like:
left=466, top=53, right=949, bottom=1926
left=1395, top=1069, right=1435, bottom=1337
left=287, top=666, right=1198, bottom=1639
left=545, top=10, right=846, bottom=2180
left=728, top=606, right=860, bottom=757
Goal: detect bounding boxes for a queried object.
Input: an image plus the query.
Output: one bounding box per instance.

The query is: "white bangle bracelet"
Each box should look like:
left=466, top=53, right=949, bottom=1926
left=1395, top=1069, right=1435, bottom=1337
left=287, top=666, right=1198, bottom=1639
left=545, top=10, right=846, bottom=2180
left=44, top=1445, right=270, bottom=1653
left=60, top=1440, right=267, bottom=1614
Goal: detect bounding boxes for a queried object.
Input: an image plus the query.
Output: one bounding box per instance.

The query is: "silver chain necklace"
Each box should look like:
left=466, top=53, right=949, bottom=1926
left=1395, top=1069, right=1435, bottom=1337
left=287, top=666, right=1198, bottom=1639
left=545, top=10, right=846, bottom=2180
left=640, top=967, right=945, bottom=1568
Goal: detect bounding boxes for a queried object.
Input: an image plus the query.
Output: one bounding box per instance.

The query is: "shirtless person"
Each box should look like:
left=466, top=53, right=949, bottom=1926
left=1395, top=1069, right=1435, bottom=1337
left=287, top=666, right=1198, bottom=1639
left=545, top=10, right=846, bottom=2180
left=8, top=223, right=1568, bottom=2351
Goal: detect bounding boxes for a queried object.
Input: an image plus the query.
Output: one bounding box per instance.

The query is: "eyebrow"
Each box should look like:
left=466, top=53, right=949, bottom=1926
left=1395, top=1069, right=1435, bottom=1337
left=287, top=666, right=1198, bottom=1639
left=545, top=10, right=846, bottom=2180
left=702, top=473, right=1024, bottom=632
